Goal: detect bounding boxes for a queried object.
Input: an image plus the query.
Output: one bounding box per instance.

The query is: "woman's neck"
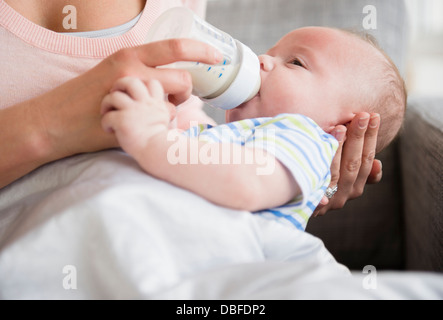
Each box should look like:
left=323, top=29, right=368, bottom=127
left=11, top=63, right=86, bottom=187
left=4, top=0, right=146, bottom=32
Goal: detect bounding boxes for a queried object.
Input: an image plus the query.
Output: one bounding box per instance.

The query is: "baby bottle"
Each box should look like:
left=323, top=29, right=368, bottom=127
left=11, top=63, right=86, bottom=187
left=145, top=7, right=261, bottom=110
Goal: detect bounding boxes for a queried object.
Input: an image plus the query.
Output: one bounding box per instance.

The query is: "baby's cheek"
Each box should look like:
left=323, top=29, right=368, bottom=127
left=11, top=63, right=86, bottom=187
left=263, top=95, right=293, bottom=116
left=260, top=82, right=290, bottom=114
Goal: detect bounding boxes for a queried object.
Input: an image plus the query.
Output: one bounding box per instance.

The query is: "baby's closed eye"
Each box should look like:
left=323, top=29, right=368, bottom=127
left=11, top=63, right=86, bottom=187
left=291, top=58, right=304, bottom=67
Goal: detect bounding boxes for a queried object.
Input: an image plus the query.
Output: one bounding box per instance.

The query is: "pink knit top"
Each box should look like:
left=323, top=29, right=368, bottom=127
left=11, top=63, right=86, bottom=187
left=0, top=0, right=205, bottom=109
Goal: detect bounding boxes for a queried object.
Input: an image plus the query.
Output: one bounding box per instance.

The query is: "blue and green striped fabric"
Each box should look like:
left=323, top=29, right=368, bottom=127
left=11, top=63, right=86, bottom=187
left=184, top=114, right=338, bottom=231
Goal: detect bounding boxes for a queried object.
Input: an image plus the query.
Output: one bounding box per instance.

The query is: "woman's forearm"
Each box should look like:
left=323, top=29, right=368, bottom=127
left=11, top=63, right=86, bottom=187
left=0, top=75, right=118, bottom=189
left=0, top=99, right=53, bottom=189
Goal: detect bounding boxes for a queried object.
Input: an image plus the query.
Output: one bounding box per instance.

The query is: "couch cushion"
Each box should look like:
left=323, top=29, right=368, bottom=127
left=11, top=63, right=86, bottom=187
left=306, top=142, right=405, bottom=271
left=400, top=97, right=443, bottom=272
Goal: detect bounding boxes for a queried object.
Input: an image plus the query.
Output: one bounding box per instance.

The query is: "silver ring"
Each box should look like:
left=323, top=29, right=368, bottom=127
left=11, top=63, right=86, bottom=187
left=325, top=185, right=338, bottom=199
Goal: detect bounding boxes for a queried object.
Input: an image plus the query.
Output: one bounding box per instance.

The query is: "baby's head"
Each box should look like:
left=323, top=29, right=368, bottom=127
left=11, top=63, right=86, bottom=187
left=226, top=27, right=407, bottom=153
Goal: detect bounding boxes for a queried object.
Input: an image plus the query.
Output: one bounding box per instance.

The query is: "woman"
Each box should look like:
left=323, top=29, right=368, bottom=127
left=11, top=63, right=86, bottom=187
left=0, top=0, right=382, bottom=215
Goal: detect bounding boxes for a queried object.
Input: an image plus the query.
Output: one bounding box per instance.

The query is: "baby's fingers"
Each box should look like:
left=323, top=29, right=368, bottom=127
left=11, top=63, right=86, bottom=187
left=101, top=110, right=120, bottom=133
left=145, top=80, right=176, bottom=121
left=146, top=79, right=165, bottom=101
left=100, top=91, right=134, bottom=115
left=111, top=77, right=150, bottom=102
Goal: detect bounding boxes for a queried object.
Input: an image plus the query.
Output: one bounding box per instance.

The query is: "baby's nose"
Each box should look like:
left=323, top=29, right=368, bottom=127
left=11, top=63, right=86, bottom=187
left=259, top=55, right=275, bottom=72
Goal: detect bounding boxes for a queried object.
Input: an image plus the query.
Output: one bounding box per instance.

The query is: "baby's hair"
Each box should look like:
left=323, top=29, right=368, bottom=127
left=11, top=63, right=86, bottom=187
left=342, top=29, right=408, bottom=153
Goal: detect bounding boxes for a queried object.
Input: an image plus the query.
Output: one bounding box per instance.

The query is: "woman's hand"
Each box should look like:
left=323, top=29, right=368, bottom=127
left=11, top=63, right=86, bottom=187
left=39, top=39, right=222, bottom=160
left=314, top=112, right=382, bottom=216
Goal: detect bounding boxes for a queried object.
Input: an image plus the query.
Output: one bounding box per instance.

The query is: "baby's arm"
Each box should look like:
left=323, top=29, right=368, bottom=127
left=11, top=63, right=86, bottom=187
left=101, top=77, right=300, bottom=212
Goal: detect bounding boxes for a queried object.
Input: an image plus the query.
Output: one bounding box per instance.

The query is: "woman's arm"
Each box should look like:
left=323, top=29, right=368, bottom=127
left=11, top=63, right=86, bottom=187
left=0, top=39, right=222, bottom=189
left=0, top=99, right=54, bottom=189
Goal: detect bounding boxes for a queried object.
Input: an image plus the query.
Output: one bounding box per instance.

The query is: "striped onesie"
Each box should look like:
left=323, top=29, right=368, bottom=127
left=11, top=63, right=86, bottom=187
left=183, top=113, right=339, bottom=231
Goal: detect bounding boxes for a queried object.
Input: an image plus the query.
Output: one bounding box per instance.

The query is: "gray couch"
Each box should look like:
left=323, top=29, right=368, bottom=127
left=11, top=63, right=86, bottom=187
left=205, top=0, right=443, bottom=272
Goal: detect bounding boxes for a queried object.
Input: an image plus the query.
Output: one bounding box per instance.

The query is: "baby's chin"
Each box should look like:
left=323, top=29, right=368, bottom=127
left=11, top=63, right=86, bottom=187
left=226, top=96, right=260, bottom=123
left=226, top=107, right=243, bottom=123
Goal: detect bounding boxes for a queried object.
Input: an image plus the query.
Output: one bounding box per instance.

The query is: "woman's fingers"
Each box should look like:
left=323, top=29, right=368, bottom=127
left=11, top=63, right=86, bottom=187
left=136, top=39, right=223, bottom=67
left=313, top=126, right=346, bottom=217
left=141, top=67, right=193, bottom=105
left=313, top=112, right=383, bottom=217
left=109, top=77, right=150, bottom=102
left=368, top=159, right=383, bottom=184
left=100, top=91, right=134, bottom=115
left=107, top=39, right=222, bottom=106
left=352, top=113, right=380, bottom=193
left=329, top=126, right=347, bottom=186
left=336, top=112, right=370, bottom=200
left=137, top=39, right=223, bottom=105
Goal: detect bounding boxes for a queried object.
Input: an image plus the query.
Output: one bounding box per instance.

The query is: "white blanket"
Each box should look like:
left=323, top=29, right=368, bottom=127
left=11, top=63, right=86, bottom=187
left=0, top=150, right=442, bottom=299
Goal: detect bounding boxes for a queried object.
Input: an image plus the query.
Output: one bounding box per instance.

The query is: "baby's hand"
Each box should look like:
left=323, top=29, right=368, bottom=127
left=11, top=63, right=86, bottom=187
left=101, top=77, right=174, bottom=155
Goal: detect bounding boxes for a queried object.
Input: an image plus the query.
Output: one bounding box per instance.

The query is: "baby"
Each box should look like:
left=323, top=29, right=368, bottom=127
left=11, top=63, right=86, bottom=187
left=100, top=27, right=407, bottom=230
